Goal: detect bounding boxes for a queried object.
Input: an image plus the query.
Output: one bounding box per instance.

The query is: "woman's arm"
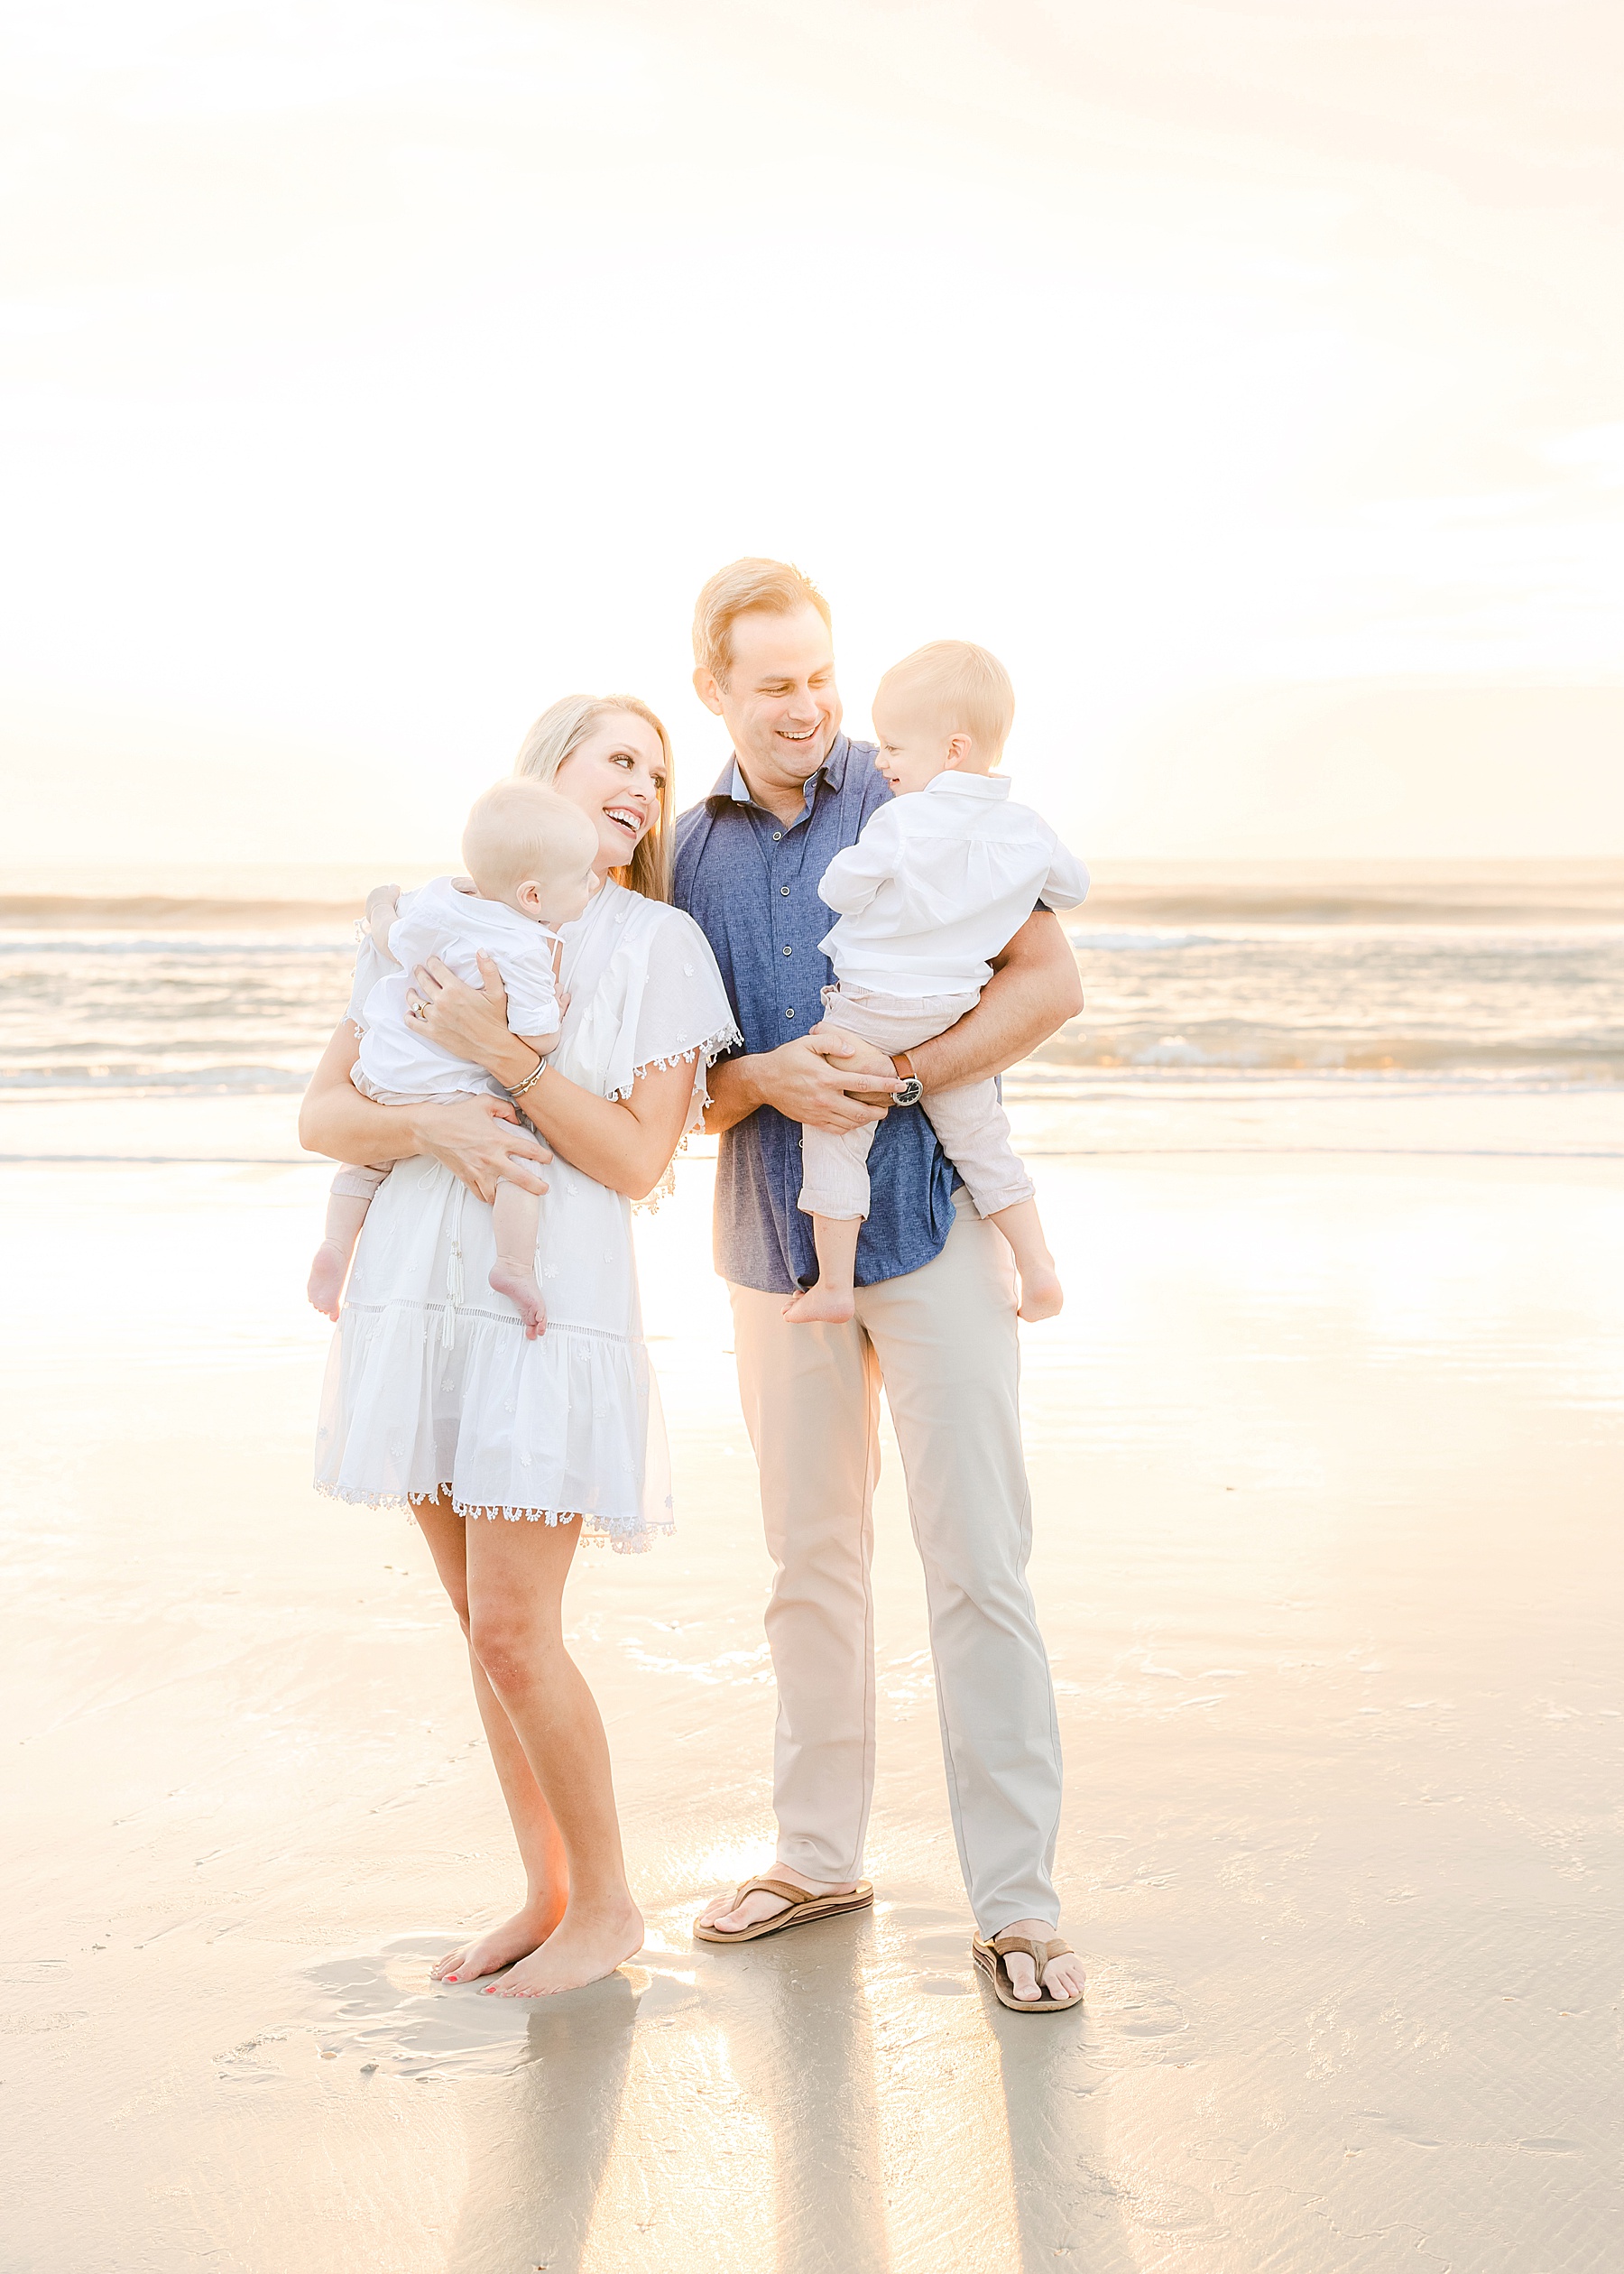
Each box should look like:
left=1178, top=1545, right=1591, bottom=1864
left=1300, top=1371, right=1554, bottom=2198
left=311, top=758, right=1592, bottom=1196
left=297, top=1018, right=552, bottom=1204
left=408, top=955, right=697, bottom=1201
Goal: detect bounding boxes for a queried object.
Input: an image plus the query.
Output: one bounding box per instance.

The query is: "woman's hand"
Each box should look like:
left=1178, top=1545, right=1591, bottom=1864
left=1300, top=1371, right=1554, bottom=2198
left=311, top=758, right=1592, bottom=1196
left=409, top=950, right=532, bottom=1085
left=413, top=1094, right=551, bottom=1205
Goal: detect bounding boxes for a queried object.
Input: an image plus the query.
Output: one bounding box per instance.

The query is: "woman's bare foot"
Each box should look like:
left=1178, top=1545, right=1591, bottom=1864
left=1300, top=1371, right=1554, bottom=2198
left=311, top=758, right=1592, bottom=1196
left=997, top=1917, right=1085, bottom=2002
left=431, top=1901, right=562, bottom=1984
left=782, top=1285, right=855, bottom=1326
left=482, top=1899, right=643, bottom=1997
left=695, top=1867, right=858, bottom=1935
left=489, top=1261, right=547, bottom=1338
left=307, top=1242, right=349, bottom=1321
left=1016, top=1266, right=1064, bottom=1323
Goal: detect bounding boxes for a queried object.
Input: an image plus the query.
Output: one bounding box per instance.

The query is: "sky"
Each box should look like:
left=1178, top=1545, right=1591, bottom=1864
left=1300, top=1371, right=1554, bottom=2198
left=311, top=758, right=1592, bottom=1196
left=2, top=0, right=1622, bottom=866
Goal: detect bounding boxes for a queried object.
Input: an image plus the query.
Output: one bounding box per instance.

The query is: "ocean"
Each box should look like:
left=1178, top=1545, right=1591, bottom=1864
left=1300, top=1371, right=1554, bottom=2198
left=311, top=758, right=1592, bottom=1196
left=3, top=861, right=1619, bottom=1114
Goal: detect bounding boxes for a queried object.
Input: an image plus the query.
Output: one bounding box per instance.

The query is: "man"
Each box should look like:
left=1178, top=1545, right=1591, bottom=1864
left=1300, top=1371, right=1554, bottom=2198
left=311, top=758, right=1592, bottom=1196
left=673, top=559, right=1085, bottom=2007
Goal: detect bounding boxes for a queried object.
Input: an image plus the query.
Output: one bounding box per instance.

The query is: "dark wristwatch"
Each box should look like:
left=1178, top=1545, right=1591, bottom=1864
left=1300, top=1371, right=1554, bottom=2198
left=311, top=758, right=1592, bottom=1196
left=890, top=1049, right=924, bottom=1107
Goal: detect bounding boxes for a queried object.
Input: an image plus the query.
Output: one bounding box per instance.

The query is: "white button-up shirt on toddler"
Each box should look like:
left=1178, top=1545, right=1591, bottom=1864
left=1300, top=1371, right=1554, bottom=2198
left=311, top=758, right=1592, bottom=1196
left=817, top=772, right=1089, bottom=996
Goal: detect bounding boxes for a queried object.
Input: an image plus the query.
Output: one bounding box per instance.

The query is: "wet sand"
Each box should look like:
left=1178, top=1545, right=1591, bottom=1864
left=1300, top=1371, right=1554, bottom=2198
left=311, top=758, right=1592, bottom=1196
left=3, top=1093, right=1622, bottom=2271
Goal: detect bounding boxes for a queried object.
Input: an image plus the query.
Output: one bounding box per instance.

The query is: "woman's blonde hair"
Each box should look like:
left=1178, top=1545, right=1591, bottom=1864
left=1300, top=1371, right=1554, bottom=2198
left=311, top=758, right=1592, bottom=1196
left=512, top=694, right=675, bottom=903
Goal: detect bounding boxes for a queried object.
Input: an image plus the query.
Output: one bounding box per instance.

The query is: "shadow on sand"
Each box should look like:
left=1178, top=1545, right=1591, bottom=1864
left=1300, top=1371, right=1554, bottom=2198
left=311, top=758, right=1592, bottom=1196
left=444, top=1970, right=641, bottom=2274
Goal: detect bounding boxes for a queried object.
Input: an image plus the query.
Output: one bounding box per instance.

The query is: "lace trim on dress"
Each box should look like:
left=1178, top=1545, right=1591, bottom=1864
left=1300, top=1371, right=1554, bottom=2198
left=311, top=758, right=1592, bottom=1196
left=604, top=1020, right=743, bottom=1105
left=314, top=1478, right=673, bottom=1551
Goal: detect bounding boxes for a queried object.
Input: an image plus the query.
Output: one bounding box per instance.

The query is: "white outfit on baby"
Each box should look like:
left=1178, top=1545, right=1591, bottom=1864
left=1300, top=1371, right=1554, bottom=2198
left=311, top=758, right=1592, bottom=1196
left=802, top=772, right=1089, bottom=1224
left=328, top=874, right=564, bottom=1202
left=355, top=873, right=561, bottom=1100
left=315, top=879, right=740, bottom=1549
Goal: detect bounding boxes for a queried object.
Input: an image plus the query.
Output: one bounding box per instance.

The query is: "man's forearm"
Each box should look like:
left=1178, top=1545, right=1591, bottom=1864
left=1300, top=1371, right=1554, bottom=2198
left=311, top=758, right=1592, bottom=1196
left=908, top=912, right=1083, bottom=1095
left=703, top=1055, right=764, bottom=1136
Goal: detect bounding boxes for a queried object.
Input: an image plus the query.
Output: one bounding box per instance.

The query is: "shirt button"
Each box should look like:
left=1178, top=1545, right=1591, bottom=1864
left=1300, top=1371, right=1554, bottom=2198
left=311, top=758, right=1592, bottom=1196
left=782, top=945, right=792, bottom=956
left=786, top=1008, right=796, bottom=1019
left=772, top=830, right=782, bottom=841
left=780, top=885, right=789, bottom=896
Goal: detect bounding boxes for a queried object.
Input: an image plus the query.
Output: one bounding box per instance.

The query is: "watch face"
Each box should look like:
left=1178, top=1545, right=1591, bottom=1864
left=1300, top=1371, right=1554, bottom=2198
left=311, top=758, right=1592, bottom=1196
left=892, top=1076, right=924, bottom=1106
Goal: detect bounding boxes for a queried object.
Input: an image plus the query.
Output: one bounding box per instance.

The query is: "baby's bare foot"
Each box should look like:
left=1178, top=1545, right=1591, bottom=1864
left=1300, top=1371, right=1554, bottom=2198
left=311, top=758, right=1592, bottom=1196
left=307, top=1241, right=348, bottom=1321
left=482, top=1900, right=643, bottom=1998
left=1017, top=1265, right=1064, bottom=1322
left=783, top=1285, right=855, bottom=1326
left=432, top=1902, right=561, bottom=1984
left=490, top=1261, right=547, bottom=1338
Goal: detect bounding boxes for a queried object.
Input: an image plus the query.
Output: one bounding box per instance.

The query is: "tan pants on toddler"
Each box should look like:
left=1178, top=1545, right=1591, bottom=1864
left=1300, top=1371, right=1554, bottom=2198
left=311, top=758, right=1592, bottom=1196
left=799, top=984, right=1036, bottom=1222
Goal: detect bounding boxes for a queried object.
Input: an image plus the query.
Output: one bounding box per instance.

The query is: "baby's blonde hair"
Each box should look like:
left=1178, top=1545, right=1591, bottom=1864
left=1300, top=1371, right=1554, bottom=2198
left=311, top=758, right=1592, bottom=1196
left=461, top=779, right=598, bottom=905
left=874, top=640, right=1016, bottom=757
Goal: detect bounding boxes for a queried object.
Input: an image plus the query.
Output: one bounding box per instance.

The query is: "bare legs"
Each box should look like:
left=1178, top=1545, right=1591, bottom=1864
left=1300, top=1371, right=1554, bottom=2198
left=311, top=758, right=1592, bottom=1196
left=307, top=1189, right=373, bottom=1320
left=785, top=1198, right=1063, bottom=1325
left=782, top=1214, right=861, bottom=1325
left=415, top=1498, right=567, bottom=1981
left=414, top=1496, right=642, bottom=1995
left=487, top=1178, right=546, bottom=1338
left=987, top=1197, right=1064, bottom=1322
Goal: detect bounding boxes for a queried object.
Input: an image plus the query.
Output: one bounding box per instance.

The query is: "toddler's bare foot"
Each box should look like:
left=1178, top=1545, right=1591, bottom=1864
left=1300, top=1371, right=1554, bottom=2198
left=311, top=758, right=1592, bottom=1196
left=1017, top=1264, right=1064, bottom=1323
left=782, top=1285, right=855, bottom=1325
left=307, top=1241, right=349, bottom=1321
left=482, top=1899, right=643, bottom=1998
left=489, top=1261, right=547, bottom=1338
left=432, top=1900, right=562, bottom=1984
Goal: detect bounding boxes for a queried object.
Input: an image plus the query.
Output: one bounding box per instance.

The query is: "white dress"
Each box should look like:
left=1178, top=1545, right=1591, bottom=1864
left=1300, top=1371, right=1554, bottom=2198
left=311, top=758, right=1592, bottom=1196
left=314, top=881, right=740, bottom=1551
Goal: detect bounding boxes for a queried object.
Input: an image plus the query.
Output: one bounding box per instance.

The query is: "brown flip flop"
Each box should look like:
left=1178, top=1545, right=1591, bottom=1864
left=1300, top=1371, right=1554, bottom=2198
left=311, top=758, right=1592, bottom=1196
left=694, top=1876, right=875, bottom=1945
left=972, top=1932, right=1084, bottom=2012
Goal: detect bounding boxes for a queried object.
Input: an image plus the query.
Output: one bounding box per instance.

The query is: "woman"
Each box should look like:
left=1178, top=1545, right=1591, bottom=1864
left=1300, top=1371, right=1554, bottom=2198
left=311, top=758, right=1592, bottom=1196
left=299, top=694, right=737, bottom=1998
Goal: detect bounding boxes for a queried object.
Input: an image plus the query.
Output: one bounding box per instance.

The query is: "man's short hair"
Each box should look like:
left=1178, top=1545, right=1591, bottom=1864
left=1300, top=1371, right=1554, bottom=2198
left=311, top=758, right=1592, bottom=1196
left=875, top=640, right=1016, bottom=755
left=692, top=558, right=832, bottom=687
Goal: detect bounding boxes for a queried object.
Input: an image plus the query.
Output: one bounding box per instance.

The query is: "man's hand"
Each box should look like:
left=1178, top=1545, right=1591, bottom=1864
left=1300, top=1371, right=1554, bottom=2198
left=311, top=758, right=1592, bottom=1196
left=711, top=1031, right=898, bottom=1136
left=413, top=1094, right=551, bottom=1204
left=807, top=1019, right=899, bottom=1089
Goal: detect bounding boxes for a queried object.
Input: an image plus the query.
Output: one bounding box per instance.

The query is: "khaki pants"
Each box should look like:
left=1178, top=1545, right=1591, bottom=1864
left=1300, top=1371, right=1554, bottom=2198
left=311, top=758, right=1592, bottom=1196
left=799, top=984, right=1036, bottom=1222
left=729, top=1195, right=1062, bottom=1935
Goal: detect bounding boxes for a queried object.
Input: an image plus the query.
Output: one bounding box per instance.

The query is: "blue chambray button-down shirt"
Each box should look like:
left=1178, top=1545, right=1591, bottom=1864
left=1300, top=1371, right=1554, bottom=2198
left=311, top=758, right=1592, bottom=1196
left=673, top=732, right=959, bottom=1295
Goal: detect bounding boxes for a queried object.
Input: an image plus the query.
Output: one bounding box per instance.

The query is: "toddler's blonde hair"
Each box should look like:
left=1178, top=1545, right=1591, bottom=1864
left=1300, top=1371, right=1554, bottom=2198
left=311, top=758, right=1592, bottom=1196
left=874, top=640, right=1016, bottom=757
left=461, top=779, right=599, bottom=906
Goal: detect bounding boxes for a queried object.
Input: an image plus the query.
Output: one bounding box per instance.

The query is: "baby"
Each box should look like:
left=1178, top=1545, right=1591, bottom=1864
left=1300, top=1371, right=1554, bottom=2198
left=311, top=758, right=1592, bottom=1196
left=306, top=777, right=599, bottom=1339
left=784, top=640, right=1089, bottom=1327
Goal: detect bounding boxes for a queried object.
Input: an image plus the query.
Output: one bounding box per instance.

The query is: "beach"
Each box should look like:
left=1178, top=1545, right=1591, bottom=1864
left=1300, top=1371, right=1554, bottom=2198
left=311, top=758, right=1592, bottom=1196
left=10, top=0, right=1622, bottom=2251
left=5, top=1075, right=1621, bottom=2271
